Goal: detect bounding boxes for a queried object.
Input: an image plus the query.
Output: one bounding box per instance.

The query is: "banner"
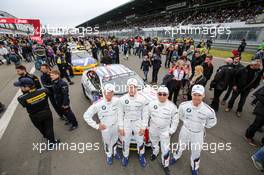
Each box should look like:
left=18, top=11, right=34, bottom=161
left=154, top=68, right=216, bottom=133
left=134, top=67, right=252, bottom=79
left=0, top=18, right=42, bottom=43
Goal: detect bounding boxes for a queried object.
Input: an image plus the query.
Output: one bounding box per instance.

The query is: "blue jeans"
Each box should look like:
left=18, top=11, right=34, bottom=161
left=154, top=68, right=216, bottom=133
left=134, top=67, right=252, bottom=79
left=143, top=71, right=148, bottom=81
left=253, top=146, right=264, bottom=162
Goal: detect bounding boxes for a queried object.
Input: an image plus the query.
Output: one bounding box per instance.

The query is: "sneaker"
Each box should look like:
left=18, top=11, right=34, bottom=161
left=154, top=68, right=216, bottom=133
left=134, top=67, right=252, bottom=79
left=139, top=154, right=146, bottom=167
left=122, top=157, right=128, bottom=167
left=69, top=82, right=74, bottom=85
left=169, top=157, right=177, bottom=165
left=221, top=100, right=226, bottom=105
left=251, top=155, right=264, bottom=171
left=244, top=136, right=257, bottom=147
left=106, top=156, right=113, bottom=165
left=236, top=112, right=241, bottom=118
left=69, top=125, right=78, bottom=131
left=192, top=169, right=199, bottom=175
left=114, top=153, right=121, bottom=160
left=225, top=108, right=231, bottom=112
left=64, top=121, right=70, bottom=125
left=163, top=167, right=170, bottom=175
left=150, top=154, right=157, bottom=161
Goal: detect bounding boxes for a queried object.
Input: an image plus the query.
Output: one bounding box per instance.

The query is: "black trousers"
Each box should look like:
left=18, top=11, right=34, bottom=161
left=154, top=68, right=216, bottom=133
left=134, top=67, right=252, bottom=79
left=228, top=89, right=250, bottom=112
left=222, top=85, right=233, bottom=101
left=30, top=110, right=55, bottom=142
left=49, top=94, right=63, bottom=118
left=165, top=57, right=171, bottom=68
left=152, top=68, right=160, bottom=83
left=58, top=65, right=72, bottom=83
left=168, top=80, right=182, bottom=104
left=61, top=107, right=78, bottom=127
left=211, top=89, right=224, bottom=111
left=68, top=65, right=74, bottom=77
left=245, top=115, right=264, bottom=140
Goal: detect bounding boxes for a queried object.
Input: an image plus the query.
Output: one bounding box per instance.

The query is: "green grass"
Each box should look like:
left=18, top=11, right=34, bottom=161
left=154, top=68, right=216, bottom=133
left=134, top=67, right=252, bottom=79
left=209, top=48, right=254, bottom=62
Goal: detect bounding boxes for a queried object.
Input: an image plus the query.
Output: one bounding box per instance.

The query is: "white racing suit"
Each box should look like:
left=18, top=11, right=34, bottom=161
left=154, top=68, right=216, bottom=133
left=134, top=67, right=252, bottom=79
left=83, top=97, right=119, bottom=157
left=173, top=101, right=217, bottom=170
left=118, top=93, right=148, bottom=157
left=148, top=100, right=179, bottom=167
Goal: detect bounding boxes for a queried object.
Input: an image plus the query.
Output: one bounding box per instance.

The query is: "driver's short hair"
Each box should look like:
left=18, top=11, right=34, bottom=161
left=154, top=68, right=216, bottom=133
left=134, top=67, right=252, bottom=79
left=40, top=63, right=52, bottom=70
left=50, top=70, right=61, bottom=76
left=15, top=65, right=27, bottom=71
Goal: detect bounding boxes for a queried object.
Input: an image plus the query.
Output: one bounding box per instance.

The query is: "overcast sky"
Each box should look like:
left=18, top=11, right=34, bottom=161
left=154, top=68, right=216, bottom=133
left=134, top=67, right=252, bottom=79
left=1, top=0, right=130, bottom=28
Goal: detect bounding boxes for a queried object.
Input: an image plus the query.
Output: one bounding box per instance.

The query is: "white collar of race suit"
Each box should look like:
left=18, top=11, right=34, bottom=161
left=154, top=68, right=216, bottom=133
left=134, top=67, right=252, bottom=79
left=128, top=93, right=138, bottom=99
left=158, top=100, right=168, bottom=106
left=191, top=101, right=203, bottom=110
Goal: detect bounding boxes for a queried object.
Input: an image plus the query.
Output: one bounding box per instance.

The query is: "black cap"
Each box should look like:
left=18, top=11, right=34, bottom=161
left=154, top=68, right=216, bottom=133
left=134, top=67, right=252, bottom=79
left=14, top=78, right=34, bottom=87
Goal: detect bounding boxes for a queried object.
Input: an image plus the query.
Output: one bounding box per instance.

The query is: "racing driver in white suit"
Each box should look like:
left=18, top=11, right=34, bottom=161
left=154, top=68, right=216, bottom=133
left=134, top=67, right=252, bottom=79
left=170, top=85, right=217, bottom=175
left=118, top=78, right=149, bottom=167
left=83, top=83, right=120, bottom=165
left=147, top=86, right=179, bottom=175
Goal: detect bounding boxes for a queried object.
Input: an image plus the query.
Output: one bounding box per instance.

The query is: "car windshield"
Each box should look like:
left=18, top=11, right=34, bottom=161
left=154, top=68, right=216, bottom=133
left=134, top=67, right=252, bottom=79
left=101, top=73, right=144, bottom=95
left=72, top=51, right=90, bottom=60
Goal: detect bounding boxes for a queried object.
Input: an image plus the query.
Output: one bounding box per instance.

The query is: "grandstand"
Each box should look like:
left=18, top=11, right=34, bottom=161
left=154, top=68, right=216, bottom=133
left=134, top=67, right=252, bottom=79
left=0, top=10, right=34, bottom=36
left=76, top=0, right=264, bottom=52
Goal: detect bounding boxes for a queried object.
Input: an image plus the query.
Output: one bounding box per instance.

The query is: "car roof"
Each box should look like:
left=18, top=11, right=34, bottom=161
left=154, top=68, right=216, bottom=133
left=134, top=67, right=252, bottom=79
left=89, top=64, right=134, bottom=79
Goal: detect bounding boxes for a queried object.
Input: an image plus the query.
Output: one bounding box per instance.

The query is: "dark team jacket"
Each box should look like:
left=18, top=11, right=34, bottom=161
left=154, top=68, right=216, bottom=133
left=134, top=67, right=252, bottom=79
left=52, top=79, right=70, bottom=107
left=17, top=88, right=50, bottom=115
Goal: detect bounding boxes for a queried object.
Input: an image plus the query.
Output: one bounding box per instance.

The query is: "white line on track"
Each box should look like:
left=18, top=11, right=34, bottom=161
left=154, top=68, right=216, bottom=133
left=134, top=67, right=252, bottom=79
left=0, top=66, right=36, bottom=139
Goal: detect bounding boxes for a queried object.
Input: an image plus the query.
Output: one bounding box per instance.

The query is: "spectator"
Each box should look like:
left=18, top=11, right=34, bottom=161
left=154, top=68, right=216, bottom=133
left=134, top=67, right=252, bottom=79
left=187, top=65, right=207, bottom=100
left=221, top=56, right=244, bottom=105
left=202, top=55, right=214, bottom=86
left=140, top=55, right=151, bottom=82
left=151, top=50, right=162, bottom=84
left=245, top=84, right=264, bottom=146
left=167, top=60, right=185, bottom=104
left=238, top=39, right=247, bottom=56
left=251, top=146, right=264, bottom=171
left=0, top=42, right=10, bottom=64
left=210, top=58, right=235, bottom=112
left=225, top=60, right=263, bottom=117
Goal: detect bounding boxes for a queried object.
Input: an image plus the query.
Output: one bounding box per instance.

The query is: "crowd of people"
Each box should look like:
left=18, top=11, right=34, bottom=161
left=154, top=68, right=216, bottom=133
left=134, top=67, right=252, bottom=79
left=86, top=35, right=264, bottom=173
left=0, top=33, right=264, bottom=174
left=99, top=3, right=262, bottom=31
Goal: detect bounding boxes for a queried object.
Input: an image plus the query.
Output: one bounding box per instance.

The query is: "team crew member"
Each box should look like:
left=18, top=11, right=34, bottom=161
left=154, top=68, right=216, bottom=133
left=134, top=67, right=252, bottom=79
left=14, top=78, right=59, bottom=147
left=83, top=83, right=120, bottom=165
left=40, top=64, right=65, bottom=120
left=16, top=65, right=42, bottom=89
left=56, top=52, right=74, bottom=85
left=118, top=78, right=148, bottom=167
left=170, top=85, right=217, bottom=175
left=147, top=86, right=179, bottom=175
left=50, top=70, right=78, bottom=131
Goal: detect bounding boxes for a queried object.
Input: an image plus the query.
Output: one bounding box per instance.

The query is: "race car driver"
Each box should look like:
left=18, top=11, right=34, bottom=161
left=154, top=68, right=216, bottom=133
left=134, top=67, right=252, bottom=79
left=118, top=78, right=149, bottom=167
left=83, top=83, right=120, bottom=165
left=170, top=85, right=217, bottom=175
left=147, top=86, right=179, bottom=175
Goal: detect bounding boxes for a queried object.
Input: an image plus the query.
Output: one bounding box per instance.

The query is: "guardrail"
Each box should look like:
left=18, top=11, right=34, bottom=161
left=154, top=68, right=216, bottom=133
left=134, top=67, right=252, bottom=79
left=211, top=42, right=258, bottom=53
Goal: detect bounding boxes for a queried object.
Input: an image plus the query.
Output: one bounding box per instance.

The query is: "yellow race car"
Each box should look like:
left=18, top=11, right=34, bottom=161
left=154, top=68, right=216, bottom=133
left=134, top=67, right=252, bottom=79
left=71, top=49, right=98, bottom=75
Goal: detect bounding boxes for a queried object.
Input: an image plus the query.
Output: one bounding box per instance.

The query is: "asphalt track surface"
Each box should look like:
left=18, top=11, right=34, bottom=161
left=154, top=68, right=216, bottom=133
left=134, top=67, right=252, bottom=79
left=0, top=53, right=262, bottom=175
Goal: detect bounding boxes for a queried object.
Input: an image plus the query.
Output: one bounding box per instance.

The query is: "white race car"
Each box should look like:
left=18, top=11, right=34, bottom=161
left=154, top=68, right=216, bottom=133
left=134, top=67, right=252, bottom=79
left=81, top=64, right=157, bottom=148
